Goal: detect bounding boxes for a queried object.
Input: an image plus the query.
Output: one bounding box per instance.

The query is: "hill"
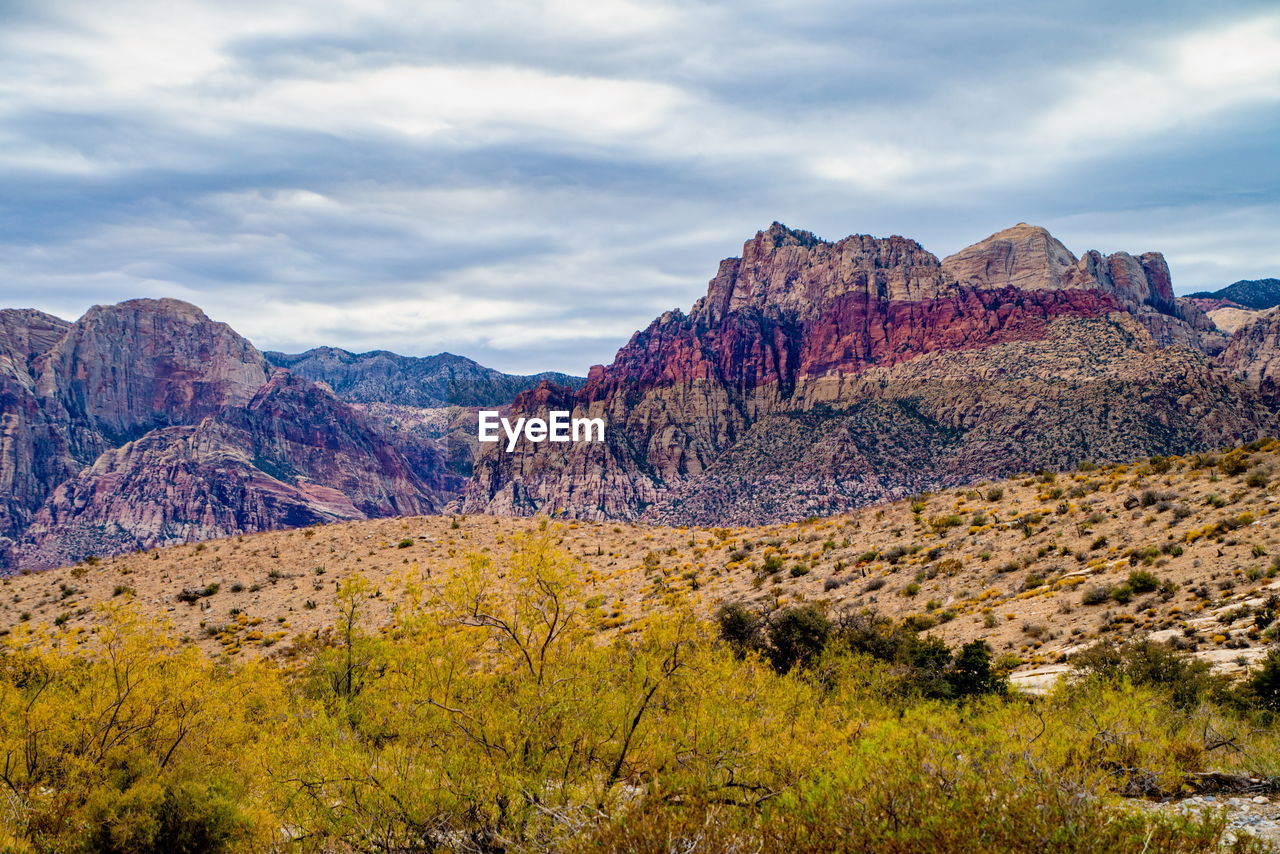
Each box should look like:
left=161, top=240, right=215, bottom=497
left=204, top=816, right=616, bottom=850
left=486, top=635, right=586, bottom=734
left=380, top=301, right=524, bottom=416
left=14, top=438, right=1280, bottom=686
left=1188, top=279, right=1280, bottom=311
left=7, top=440, right=1280, bottom=850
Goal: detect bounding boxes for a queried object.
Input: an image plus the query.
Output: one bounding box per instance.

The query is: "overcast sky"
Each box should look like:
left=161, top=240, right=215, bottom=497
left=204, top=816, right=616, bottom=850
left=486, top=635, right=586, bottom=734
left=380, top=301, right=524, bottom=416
left=1, top=0, right=1277, bottom=374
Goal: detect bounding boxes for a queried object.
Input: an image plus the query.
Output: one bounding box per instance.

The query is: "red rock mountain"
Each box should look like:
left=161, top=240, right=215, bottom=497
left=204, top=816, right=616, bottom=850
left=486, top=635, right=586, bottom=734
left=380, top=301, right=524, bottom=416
left=0, top=300, right=448, bottom=571
left=461, top=223, right=1273, bottom=524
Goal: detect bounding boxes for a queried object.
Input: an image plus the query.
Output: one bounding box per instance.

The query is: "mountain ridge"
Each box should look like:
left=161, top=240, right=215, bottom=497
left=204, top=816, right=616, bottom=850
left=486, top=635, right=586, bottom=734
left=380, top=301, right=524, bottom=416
left=1187, top=278, right=1280, bottom=311
left=266, top=346, right=585, bottom=408
left=462, top=222, right=1274, bottom=524
left=0, top=300, right=453, bottom=571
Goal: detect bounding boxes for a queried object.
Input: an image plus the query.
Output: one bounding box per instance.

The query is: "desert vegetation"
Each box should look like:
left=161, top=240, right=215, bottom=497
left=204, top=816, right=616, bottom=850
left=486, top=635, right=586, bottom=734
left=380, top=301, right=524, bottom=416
left=3, top=532, right=1280, bottom=852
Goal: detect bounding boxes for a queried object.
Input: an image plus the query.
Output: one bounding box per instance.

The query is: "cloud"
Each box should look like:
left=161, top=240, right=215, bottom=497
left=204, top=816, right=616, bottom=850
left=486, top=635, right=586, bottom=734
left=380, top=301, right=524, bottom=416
left=0, top=0, right=1276, bottom=373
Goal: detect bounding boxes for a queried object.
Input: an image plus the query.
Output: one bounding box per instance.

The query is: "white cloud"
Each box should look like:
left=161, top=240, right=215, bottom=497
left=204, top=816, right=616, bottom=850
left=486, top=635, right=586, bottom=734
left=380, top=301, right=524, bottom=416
left=1034, top=13, right=1280, bottom=152
left=0, top=1, right=1275, bottom=373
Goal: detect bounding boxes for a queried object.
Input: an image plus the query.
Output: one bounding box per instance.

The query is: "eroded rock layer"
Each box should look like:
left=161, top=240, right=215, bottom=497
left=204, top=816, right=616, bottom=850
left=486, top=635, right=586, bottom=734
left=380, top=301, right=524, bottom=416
left=462, top=223, right=1274, bottom=524
left=0, top=300, right=450, bottom=570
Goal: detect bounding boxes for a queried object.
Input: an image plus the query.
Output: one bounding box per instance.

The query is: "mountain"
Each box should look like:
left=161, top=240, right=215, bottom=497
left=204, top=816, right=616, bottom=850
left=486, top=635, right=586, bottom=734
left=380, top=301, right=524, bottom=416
left=265, top=347, right=585, bottom=408
left=462, top=223, right=1274, bottom=524
left=1187, top=279, right=1280, bottom=311
left=0, top=299, right=449, bottom=571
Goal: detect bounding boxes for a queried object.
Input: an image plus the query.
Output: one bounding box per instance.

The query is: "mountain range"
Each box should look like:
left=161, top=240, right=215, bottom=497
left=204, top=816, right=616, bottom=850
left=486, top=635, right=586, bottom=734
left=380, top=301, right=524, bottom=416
left=1187, top=278, right=1280, bottom=311
left=3, top=222, right=1280, bottom=570
left=265, top=347, right=584, bottom=408
left=462, top=223, right=1278, bottom=523
left=0, top=301, right=579, bottom=571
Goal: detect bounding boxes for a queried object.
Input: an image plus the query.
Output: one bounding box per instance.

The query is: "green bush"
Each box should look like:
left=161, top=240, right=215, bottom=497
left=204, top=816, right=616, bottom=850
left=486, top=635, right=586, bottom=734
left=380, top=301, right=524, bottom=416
left=1127, top=570, right=1160, bottom=593
left=767, top=605, right=831, bottom=673
left=1070, top=639, right=1225, bottom=709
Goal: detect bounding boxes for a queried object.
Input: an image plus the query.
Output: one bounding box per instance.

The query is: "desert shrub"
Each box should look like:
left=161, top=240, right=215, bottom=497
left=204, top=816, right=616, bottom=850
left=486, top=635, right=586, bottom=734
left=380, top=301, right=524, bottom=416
left=717, top=602, right=765, bottom=657
left=1127, top=569, right=1161, bottom=593
left=766, top=604, right=831, bottom=672
left=1081, top=585, right=1111, bottom=606
left=82, top=777, right=247, bottom=854
left=929, top=514, right=963, bottom=533
left=1241, top=648, right=1280, bottom=713
left=1070, top=639, right=1225, bottom=708
left=176, top=584, right=219, bottom=604
left=2, top=533, right=1276, bottom=854
left=1220, top=452, right=1251, bottom=476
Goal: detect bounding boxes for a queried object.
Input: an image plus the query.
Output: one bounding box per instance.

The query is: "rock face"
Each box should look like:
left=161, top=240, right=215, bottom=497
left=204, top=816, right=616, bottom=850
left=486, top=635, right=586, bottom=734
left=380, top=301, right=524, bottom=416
left=942, top=224, right=1223, bottom=353
left=462, top=223, right=1274, bottom=525
left=38, top=299, right=272, bottom=462
left=1221, top=309, right=1280, bottom=406
left=11, top=371, right=440, bottom=569
left=0, top=310, right=78, bottom=554
left=1189, top=297, right=1249, bottom=313
left=0, top=300, right=452, bottom=570
left=1208, top=307, right=1260, bottom=335
left=266, top=347, right=585, bottom=408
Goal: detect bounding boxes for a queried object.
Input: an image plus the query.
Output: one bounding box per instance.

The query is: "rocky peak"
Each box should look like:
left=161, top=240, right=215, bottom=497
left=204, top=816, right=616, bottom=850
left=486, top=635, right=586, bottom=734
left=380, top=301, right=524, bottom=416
left=943, top=225, right=1179, bottom=311
left=35, top=298, right=270, bottom=452
left=941, top=223, right=1078, bottom=292
left=0, top=309, right=72, bottom=369
left=1068, top=250, right=1176, bottom=313
left=699, top=224, right=951, bottom=322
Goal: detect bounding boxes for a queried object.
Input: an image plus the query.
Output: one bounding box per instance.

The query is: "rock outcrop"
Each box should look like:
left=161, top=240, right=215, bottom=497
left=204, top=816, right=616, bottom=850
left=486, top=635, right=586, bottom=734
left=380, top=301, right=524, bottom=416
left=1208, top=307, right=1260, bottom=335
left=463, top=223, right=1274, bottom=524
left=36, top=298, right=271, bottom=461
left=1221, top=309, right=1280, bottom=406
left=942, top=224, right=1223, bottom=352
left=0, top=310, right=78, bottom=555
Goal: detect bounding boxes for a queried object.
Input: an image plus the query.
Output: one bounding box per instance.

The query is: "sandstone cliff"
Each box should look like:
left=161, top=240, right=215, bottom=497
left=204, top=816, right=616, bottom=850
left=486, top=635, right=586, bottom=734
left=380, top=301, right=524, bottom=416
left=463, top=223, right=1274, bottom=524
left=1221, top=308, right=1280, bottom=406
left=0, top=300, right=453, bottom=570
left=11, top=371, right=441, bottom=568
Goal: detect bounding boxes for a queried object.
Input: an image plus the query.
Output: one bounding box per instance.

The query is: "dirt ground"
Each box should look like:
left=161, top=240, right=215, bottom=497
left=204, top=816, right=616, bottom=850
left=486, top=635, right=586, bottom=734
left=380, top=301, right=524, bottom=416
left=5, top=445, right=1280, bottom=684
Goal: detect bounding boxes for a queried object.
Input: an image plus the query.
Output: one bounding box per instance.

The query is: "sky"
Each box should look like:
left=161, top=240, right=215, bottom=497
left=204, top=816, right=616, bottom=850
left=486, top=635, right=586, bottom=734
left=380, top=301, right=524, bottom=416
left=1, top=1, right=1278, bottom=375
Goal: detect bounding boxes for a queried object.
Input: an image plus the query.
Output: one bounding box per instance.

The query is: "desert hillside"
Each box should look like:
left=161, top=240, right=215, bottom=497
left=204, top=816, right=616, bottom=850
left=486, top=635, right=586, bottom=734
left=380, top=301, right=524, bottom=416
left=10, top=438, right=1280, bottom=685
